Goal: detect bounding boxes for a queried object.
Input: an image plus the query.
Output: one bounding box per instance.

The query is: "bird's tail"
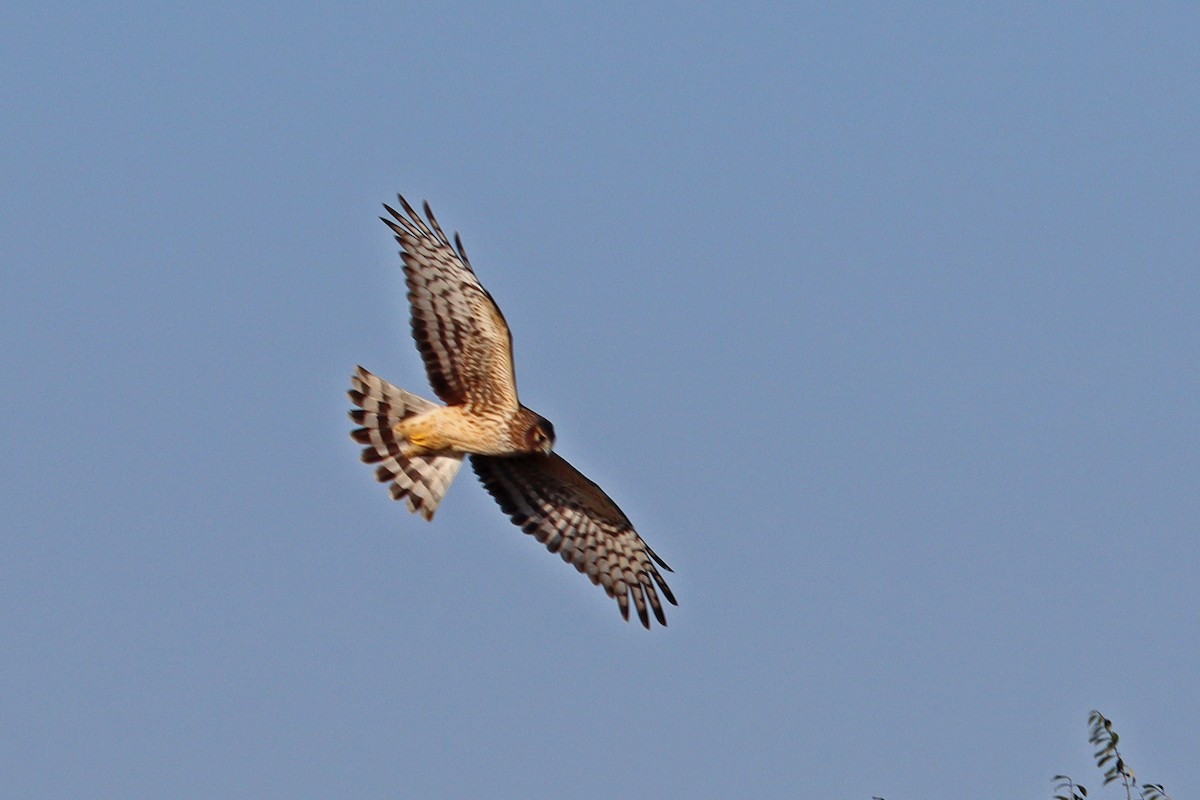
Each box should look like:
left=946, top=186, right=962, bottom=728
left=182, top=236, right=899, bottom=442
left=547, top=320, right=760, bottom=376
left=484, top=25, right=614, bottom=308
left=348, top=366, right=463, bottom=520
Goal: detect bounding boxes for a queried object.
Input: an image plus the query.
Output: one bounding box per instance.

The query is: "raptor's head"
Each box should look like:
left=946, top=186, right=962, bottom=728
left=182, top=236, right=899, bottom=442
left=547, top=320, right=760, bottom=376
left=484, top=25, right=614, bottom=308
left=524, top=414, right=556, bottom=455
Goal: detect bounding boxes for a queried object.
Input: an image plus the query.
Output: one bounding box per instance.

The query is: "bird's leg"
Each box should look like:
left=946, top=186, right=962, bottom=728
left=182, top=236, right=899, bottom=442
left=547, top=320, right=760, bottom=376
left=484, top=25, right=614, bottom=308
left=393, top=416, right=443, bottom=457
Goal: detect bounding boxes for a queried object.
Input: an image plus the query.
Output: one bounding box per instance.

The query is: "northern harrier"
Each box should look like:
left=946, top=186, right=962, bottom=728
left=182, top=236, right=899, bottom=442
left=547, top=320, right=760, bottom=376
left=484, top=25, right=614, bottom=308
left=348, top=197, right=676, bottom=628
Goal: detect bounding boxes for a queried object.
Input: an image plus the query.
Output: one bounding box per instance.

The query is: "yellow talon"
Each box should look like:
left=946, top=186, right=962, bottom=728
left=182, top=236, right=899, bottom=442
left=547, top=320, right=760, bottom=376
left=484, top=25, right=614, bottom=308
left=395, top=419, right=440, bottom=455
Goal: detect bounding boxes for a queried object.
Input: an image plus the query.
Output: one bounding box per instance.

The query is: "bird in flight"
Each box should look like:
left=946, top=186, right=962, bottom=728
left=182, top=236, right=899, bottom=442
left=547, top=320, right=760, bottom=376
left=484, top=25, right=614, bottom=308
left=348, top=196, right=676, bottom=628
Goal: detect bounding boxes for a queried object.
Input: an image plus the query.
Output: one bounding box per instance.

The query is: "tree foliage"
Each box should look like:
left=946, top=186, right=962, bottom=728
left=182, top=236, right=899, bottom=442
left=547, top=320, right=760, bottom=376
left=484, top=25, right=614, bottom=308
left=1052, top=711, right=1172, bottom=800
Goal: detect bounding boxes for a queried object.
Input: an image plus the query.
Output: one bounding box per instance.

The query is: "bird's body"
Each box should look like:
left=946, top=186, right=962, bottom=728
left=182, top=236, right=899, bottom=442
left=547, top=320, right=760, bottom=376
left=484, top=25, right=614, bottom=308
left=393, top=403, right=550, bottom=458
left=349, top=196, right=675, bottom=628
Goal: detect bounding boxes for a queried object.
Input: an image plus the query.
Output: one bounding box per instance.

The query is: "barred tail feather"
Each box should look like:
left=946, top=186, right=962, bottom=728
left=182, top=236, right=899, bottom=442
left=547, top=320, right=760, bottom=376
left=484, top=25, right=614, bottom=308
left=348, top=366, right=463, bottom=520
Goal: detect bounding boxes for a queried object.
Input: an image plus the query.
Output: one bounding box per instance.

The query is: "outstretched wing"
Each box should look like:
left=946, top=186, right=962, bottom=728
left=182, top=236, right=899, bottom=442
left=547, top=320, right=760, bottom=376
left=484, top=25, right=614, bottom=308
left=381, top=197, right=519, bottom=411
left=470, top=453, right=676, bottom=628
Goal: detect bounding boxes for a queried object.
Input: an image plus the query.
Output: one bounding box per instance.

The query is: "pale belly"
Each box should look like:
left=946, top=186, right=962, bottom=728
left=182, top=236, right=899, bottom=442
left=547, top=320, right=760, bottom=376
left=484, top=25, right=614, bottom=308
left=394, top=406, right=519, bottom=457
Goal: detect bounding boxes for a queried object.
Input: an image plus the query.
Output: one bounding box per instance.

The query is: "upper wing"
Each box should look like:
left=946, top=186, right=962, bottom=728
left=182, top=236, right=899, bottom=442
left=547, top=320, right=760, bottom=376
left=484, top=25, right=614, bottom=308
left=381, top=197, right=519, bottom=411
left=470, top=452, right=677, bottom=628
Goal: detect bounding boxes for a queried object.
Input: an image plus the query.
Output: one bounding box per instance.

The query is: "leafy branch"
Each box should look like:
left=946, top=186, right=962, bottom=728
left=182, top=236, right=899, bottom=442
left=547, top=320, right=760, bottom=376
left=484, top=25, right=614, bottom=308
left=1052, top=710, right=1172, bottom=800
left=1053, top=774, right=1088, bottom=800
left=1088, top=710, right=1136, bottom=798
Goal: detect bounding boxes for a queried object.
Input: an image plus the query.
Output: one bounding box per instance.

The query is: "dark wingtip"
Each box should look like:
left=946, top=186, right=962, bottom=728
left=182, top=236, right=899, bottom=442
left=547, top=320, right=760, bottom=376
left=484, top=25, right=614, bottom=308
left=645, top=543, right=673, bottom=572
left=397, top=194, right=420, bottom=219
left=652, top=568, right=678, bottom=606
left=379, top=216, right=405, bottom=240
left=636, top=601, right=651, bottom=629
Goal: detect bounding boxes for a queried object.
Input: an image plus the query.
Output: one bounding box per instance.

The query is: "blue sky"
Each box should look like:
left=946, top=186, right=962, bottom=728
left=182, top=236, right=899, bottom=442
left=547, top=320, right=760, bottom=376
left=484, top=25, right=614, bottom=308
left=3, top=3, right=1197, bottom=798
